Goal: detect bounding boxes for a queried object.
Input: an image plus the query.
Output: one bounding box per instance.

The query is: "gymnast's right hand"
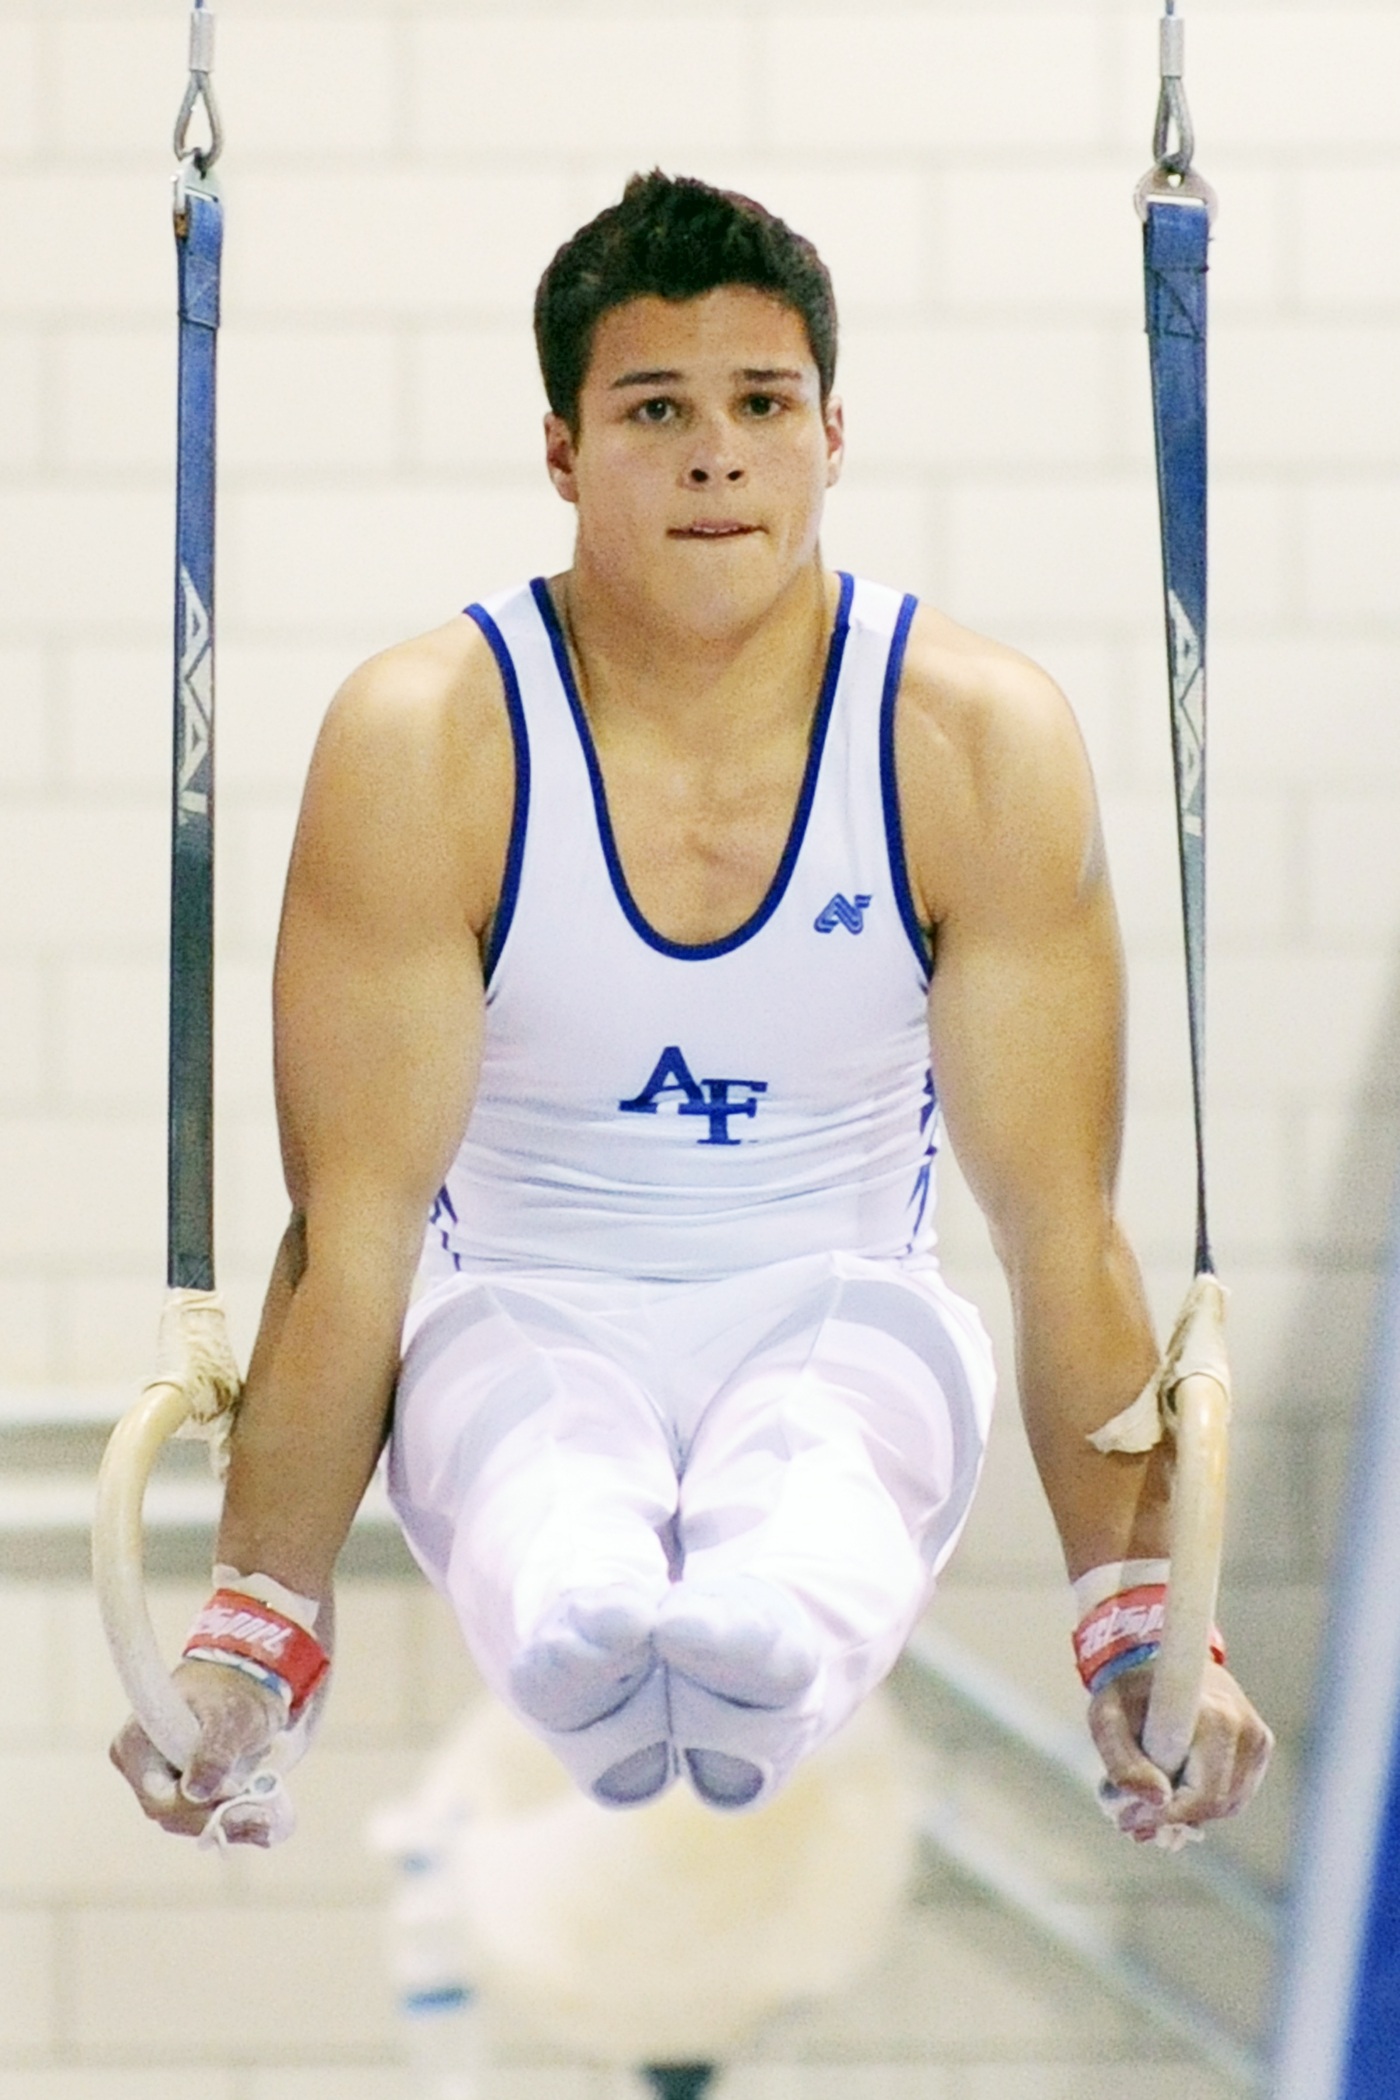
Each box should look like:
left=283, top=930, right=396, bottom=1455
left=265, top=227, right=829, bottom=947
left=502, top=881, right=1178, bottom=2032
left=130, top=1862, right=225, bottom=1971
left=109, top=1658, right=286, bottom=1845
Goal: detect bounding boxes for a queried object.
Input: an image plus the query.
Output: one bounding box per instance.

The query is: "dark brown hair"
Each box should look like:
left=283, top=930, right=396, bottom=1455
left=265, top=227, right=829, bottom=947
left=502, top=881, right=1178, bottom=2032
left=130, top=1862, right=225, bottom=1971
left=534, top=170, right=838, bottom=430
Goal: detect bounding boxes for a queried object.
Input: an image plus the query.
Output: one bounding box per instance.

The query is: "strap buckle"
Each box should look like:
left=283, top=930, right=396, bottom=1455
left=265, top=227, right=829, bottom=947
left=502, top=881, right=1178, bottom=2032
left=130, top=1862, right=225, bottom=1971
left=1135, top=165, right=1218, bottom=226
left=173, top=152, right=219, bottom=239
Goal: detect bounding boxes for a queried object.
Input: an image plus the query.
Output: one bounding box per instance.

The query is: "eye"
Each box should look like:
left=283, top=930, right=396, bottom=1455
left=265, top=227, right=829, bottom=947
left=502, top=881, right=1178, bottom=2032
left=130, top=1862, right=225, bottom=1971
left=631, top=397, right=678, bottom=425
left=743, top=393, right=783, bottom=418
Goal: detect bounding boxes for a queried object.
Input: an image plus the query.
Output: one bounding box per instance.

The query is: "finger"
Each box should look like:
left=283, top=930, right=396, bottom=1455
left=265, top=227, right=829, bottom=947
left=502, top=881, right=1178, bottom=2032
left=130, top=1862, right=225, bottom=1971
left=108, top=1734, right=216, bottom=1837
left=1089, top=1685, right=1171, bottom=1808
left=109, top=1716, right=171, bottom=1797
left=1164, top=1703, right=1240, bottom=1826
left=110, top=1723, right=186, bottom=1819
left=211, top=1810, right=275, bottom=1848
left=182, top=1740, right=244, bottom=1806
left=1227, top=1715, right=1275, bottom=1815
left=1186, top=1710, right=1275, bottom=1825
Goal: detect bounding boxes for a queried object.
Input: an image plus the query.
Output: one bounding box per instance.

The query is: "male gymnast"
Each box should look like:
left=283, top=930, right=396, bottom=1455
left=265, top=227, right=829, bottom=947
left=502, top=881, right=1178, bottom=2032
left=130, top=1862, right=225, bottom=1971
left=114, top=172, right=1272, bottom=1840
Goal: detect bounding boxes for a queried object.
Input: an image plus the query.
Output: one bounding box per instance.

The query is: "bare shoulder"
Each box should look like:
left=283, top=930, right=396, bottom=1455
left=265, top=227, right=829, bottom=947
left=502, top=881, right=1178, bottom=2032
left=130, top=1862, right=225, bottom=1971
left=318, top=613, right=509, bottom=788
left=895, top=603, right=1101, bottom=927
left=296, top=614, right=514, bottom=937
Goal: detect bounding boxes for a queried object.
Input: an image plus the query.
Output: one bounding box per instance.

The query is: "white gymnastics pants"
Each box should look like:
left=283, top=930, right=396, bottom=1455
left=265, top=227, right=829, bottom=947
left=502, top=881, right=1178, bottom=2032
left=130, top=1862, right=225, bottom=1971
left=388, top=1250, right=994, bottom=1807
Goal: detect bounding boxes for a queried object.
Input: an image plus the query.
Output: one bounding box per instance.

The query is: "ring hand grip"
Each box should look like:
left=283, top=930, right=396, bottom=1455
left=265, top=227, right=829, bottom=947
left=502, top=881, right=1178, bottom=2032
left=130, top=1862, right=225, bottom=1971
left=1142, top=1369, right=1230, bottom=1780
left=93, top=1378, right=202, bottom=1769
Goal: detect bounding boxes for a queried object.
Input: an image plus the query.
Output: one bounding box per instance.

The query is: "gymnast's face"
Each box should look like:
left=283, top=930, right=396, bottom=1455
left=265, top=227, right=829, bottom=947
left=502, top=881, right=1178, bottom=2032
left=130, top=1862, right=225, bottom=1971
left=544, top=286, right=844, bottom=636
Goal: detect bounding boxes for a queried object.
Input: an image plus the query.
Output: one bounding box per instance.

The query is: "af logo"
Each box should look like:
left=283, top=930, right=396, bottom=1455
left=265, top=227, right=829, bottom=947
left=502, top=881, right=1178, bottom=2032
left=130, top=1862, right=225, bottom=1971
left=619, top=1045, right=767, bottom=1146
left=814, top=892, right=872, bottom=934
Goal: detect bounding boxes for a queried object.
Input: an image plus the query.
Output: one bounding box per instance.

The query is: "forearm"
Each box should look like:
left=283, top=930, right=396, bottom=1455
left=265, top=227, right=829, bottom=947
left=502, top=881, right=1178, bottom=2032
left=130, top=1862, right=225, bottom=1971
left=217, top=1214, right=419, bottom=1598
left=1005, top=1217, right=1166, bottom=1580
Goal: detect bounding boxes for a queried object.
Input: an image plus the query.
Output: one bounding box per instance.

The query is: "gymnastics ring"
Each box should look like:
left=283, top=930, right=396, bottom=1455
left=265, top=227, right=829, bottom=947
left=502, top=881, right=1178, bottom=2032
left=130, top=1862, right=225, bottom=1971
left=93, top=1291, right=306, bottom=1842
left=1091, top=1273, right=1232, bottom=1823
left=1143, top=1366, right=1230, bottom=1779
left=94, top=1370, right=204, bottom=1769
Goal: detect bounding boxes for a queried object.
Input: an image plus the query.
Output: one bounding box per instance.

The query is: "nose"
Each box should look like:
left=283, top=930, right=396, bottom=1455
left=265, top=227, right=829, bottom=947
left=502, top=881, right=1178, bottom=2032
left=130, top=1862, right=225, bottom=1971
left=683, top=412, right=745, bottom=487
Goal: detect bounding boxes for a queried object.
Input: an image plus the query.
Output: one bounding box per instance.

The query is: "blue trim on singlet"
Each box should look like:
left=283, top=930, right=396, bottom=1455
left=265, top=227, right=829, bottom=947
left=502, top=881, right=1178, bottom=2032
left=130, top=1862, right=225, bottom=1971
left=465, top=601, right=532, bottom=987
left=530, top=571, right=855, bottom=962
left=878, top=591, right=932, bottom=977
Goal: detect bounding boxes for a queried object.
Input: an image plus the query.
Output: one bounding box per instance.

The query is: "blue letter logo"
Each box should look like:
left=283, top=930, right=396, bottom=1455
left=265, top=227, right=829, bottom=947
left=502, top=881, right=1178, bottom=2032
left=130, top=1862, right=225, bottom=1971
left=814, top=892, right=873, bottom=934
left=619, top=1045, right=768, bottom=1146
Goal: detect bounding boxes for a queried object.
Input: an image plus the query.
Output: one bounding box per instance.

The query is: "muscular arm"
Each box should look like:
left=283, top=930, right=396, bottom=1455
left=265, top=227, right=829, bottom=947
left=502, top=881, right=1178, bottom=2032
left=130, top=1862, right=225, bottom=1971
left=219, top=629, right=509, bottom=1595
left=902, top=622, right=1159, bottom=1569
left=900, top=612, right=1269, bottom=1827
left=113, top=621, right=513, bottom=1839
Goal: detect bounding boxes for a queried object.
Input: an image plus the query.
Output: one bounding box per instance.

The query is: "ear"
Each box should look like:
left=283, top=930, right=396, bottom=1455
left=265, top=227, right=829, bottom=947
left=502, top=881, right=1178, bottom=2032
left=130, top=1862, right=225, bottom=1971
left=823, top=394, right=845, bottom=489
left=544, top=413, right=580, bottom=504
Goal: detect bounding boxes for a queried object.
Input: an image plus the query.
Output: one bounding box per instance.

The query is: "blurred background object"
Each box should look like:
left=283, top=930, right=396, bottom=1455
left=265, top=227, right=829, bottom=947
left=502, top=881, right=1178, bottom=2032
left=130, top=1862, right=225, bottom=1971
left=369, top=1689, right=920, bottom=2095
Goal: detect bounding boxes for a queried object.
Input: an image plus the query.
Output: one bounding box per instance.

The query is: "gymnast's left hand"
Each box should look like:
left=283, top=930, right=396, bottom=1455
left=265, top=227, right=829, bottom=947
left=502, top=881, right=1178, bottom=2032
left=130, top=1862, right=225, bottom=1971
left=1088, top=1658, right=1274, bottom=1844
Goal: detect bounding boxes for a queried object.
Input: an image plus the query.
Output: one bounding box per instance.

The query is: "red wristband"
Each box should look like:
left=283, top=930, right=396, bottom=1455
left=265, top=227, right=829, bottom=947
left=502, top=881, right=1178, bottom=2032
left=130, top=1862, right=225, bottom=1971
left=1073, top=1583, right=1226, bottom=1693
left=184, top=1588, right=330, bottom=1718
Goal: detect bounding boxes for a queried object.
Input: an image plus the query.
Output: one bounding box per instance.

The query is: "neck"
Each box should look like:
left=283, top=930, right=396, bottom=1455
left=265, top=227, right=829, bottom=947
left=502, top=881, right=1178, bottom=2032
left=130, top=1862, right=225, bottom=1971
left=557, top=555, right=835, bottom=750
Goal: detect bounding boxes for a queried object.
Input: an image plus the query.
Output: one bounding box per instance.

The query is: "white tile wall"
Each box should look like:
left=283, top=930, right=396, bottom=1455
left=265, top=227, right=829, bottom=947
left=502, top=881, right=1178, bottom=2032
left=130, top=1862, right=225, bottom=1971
left=0, top=1909, right=56, bottom=2059
left=765, top=13, right=1104, bottom=152
left=2, top=0, right=1397, bottom=2087
left=71, top=1906, right=397, bottom=2054
left=225, top=173, right=577, bottom=319
left=1190, top=10, right=1400, bottom=153
left=0, top=2076, right=237, bottom=2100
left=0, top=176, right=169, bottom=320
left=0, top=21, right=40, bottom=165
left=412, top=16, right=762, bottom=155
left=1299, top=169, right=1400, bottom=309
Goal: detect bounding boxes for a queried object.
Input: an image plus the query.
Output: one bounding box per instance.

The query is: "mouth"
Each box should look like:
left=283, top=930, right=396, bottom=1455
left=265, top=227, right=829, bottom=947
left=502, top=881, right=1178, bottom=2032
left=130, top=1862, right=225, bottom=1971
left=668, top=522, right=761, bottom=540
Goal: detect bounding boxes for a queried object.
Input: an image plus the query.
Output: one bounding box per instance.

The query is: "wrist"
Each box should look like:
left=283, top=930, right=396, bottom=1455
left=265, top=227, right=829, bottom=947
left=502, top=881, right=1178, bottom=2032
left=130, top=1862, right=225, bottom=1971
left=183, top=1573, right=331, bottom=1719
left=180, top=1646, right=293, bottom=1717
left=1071, top=1560, right=1225, bottom=1697
left=210, top=1563, right=323, bottom=1633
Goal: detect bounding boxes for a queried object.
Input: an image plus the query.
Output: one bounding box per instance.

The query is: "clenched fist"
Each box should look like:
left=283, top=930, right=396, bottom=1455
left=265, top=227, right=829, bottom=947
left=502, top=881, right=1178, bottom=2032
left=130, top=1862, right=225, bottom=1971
left=110, top=1658, right=289, bottom=1846
left=1090, top=1657, right=1274, bottom=1845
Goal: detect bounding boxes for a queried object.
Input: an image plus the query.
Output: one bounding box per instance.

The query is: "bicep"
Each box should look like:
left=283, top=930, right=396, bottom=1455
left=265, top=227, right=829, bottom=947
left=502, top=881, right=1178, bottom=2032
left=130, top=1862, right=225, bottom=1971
left=916, top=669, right=1128, bottom=1268
left=929, top=867, right=1127, bottom=1264
left=272, top=676, right=486, bottom=1254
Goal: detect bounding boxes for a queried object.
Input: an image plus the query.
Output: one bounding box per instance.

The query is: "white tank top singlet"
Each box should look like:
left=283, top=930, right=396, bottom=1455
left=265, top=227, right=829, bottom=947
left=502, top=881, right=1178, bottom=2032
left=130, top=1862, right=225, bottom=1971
left=422, top=572, right=940, bottom=1284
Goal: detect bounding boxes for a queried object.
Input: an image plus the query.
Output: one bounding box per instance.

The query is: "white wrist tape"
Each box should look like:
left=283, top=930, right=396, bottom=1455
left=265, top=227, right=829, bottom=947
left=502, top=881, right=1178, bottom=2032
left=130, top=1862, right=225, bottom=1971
left=1072, top=1558, right=1171, bottom=1619
left=212, top=1564, right=322, bottom=1635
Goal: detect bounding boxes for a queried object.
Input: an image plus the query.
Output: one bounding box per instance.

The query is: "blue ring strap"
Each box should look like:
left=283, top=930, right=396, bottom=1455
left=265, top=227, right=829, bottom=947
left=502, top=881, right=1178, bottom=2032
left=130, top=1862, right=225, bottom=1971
left=169, top=178, right=221, bottom=1290
left=1144, top=195, right=1212, bottom=1277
